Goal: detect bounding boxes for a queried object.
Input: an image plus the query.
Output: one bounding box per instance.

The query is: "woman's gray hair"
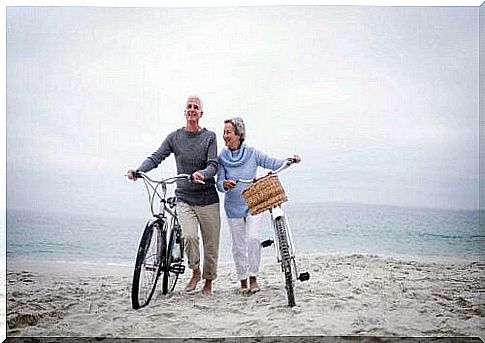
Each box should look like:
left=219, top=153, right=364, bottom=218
left=224, top=117, right=246, bottom=143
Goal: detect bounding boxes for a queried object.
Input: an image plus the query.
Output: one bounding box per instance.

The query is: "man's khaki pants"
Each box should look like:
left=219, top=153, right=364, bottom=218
left=177, top=202, right=221, bottom=280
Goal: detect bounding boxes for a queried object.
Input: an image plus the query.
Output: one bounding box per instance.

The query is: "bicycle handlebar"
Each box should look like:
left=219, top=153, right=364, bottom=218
left=130, top=170, right=206, bottom=185
left=134, top=171, right=193, bottom=184
left=128, top=170, right=201, bottom=218
left=236, top=158, right=297, bottom=184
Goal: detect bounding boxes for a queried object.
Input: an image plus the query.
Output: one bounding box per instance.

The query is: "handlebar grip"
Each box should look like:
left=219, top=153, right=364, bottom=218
left=133, top=170, right=142, bottom=178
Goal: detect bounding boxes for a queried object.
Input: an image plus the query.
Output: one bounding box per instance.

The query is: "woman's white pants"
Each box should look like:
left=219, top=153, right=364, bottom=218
left=227, top=214, right=263, bottom=281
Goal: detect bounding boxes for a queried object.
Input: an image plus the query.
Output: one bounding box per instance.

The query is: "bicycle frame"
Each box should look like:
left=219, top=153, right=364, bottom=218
left=138, top=172, right=189, bottom=220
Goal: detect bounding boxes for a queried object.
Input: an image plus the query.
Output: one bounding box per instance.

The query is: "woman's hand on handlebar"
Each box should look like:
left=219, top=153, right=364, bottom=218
left=287, top=154, right=301, bottom=164
left=223, top=179, right=237, bottom=190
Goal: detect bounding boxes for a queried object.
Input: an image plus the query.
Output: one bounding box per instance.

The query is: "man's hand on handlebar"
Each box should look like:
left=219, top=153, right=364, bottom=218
left=191, top=171, right=206, bottom=184
left=127, top=169, right=139, bottom=181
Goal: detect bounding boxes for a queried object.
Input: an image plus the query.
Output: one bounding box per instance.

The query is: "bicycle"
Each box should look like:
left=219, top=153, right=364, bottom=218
left=238, top=158, right=310, bottom=307
left=129, top=171, right=192, bottom=310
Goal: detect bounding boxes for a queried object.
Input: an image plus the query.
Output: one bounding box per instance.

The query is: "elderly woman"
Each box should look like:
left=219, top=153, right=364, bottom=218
left=216, top=117, right=300, bottom=293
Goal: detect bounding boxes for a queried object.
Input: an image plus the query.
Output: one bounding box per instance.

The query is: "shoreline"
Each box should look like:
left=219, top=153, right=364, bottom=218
left=5, top=254, right=484, bottom=338
left=5, top=251, right=482, bottom=277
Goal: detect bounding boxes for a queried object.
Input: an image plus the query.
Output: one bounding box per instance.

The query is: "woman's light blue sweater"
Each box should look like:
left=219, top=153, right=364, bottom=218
left=217, top=143, right=285, bottom=218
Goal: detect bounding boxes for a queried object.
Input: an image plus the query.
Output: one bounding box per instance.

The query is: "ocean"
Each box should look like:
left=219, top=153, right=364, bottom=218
left=6, top=202, right=483, bottom=267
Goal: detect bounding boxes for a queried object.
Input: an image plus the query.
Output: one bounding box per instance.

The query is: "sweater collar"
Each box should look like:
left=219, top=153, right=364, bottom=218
left=183, top=127, right=205, bottom=137
left=219, top=143, right=250, bottom=167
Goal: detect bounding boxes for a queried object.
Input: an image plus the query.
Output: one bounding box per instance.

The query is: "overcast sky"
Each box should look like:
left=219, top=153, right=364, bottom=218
left=5, top=4, right=479, bottom=218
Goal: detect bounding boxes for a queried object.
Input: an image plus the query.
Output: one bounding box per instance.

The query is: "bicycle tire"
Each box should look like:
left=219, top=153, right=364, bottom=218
left=131, top=221, right=165, bottom=309
left=161, top=223, right=180, bottom=294
left=275, top=217, right=296, bottom=307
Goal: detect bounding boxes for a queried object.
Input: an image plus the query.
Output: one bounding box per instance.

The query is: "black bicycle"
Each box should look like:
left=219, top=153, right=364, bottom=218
left=130, top=171, right=191, bottom=310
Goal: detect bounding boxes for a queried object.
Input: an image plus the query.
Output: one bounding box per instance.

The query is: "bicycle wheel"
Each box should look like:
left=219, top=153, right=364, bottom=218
left=131, top=221, right=165, bottom=309
left=275, top=217, right=296, bottom=307
left=162, top=222, right=182, bottom=294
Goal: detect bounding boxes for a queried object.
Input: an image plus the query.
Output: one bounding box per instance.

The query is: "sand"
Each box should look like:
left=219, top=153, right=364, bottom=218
left=5, top=254, right=484, bottom=339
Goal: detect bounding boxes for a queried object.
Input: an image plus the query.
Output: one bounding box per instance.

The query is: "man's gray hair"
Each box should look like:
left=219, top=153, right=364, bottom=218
left=186, top=95, right=203, bottom=111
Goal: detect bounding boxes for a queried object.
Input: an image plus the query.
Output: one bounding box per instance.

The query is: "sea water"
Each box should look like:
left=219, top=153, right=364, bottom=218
left=6, top=203, right=483, bottom=267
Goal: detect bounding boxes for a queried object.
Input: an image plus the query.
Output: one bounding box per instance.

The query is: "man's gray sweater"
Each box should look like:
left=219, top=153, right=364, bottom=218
left=137, top=127, right=219, bottom=206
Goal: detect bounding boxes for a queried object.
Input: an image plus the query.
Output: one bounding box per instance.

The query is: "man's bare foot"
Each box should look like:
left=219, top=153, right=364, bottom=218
left=185, top=268, right=201, bottom=292
left=249, top=276, right=260, bottom=293
left=201, top=280, right=212, bottom=296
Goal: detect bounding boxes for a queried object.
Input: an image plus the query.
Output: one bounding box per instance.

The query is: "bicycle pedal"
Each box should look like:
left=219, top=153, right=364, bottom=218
left=298, top=272, right=310, bottom=282
left=261, top=239, right=274, bottom=248
left=170, top=263, right=185, bottom=274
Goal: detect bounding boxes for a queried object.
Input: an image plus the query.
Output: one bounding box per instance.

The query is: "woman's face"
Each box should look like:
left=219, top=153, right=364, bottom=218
left=223, top=122, right=241, bottom=150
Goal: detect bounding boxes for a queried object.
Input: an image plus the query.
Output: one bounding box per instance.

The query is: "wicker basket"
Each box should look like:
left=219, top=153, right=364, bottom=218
left=242, top=173, right=288, bottom=215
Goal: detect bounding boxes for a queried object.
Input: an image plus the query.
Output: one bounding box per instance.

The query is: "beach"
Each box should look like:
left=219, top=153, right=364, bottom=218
left=5, top=254, right=484, bottom=339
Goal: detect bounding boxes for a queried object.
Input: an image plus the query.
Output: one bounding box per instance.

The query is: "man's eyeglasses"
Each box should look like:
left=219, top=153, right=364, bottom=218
left=186, top=104, right=200, bottom=110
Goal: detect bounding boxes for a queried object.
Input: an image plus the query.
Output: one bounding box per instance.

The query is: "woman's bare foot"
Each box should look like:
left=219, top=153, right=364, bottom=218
left=249, top=276, right=260, bottom=293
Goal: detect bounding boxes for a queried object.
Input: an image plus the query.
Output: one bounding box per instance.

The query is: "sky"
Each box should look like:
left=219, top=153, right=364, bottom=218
left=4, top=2, right=481, bottom=219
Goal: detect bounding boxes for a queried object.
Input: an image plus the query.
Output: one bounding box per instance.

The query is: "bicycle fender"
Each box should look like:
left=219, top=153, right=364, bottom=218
left=271, top=206, right=284, bottom=220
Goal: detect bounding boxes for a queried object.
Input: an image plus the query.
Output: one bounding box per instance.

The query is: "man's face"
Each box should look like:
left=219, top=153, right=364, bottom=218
left=184, top=98, right=202, bottom=123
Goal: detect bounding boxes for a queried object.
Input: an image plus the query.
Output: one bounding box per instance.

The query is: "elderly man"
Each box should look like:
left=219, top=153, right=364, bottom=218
left=128, top=96, right=221, bottom=296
